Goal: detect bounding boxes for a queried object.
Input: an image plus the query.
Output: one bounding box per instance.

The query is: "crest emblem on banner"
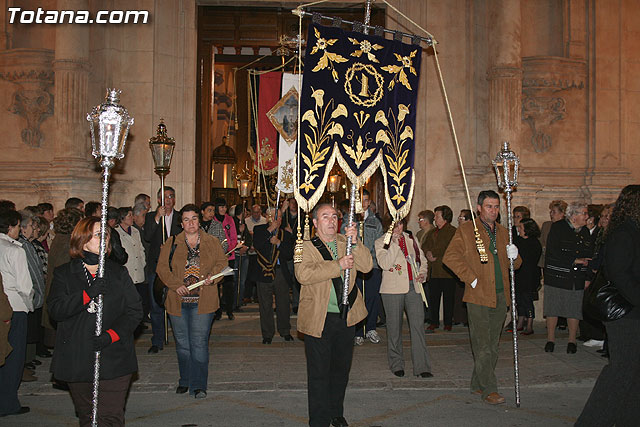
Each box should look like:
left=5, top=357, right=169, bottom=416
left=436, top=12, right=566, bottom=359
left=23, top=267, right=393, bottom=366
left=296, top=23, right=422, bottom=220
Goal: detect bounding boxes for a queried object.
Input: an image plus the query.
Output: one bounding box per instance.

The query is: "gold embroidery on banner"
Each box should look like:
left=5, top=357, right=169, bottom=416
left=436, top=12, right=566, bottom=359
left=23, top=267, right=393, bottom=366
left=310, top=28, right=348, bottom=82
left=343, top=132, right=375, bottom=169
left=280, top=158, right=295, bottom=191
left=348, top=38, right=383, bottom=63
left=381, top=51, right=418, bottom=91
left=299, top=88, right=347, bottom=196
left=344, top=63, right=384, bottom=107
left=354, top=111, right=370, bottom=129
left=375, top=104, right=413, bottom=205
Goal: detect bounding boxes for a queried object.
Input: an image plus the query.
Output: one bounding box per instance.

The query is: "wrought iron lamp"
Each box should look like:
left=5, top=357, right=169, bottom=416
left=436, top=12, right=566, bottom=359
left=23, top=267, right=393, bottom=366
left=86, top=88, right=134, bottom=427
left=492, top=141, right=521, bottom=408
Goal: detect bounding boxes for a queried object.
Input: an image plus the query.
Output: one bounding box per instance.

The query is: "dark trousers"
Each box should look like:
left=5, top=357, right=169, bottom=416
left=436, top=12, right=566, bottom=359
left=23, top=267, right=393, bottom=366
left=147, top=272, right=165, bottom=348
left=257, top=268, right=291, bottom=339
left=0, top=312, right=27, bottom=416
left=428, top=278, right=456, bottom=326
left=575, top=317, right=640, bottom=427
left=68, top=374, right=132, bottom=427
left=453, top=281, right=468, bottom=324
left=220, top=260, right=235, bottom=315
left=355, top=268, right=382, bottom=337
left=135, top=282, right=150, bottom=321
left=305, top=313, right=355, bottom=427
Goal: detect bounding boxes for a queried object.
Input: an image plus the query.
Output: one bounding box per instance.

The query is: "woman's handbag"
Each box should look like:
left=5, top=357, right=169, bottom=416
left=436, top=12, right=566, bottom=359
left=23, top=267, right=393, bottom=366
left=583, top=266, right=633, bottom=322
left=152, top=235, right=177, bottom=308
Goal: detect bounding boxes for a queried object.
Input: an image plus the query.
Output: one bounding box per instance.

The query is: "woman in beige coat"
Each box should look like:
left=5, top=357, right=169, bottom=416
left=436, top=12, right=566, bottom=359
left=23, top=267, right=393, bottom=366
left=375, top=218, right=431, bottom=378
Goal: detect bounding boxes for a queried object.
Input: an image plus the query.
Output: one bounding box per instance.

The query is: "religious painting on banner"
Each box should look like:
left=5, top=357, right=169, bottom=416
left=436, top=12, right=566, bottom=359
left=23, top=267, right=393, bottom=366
left=249, top=71, right=281, bottom=175
left=271, top=73, right=301, bottom=194
left=295, top=23, right=422, bottom=221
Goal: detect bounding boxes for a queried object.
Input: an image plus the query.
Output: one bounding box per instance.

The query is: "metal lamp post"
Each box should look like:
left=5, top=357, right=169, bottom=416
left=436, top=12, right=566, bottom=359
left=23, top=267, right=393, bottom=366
left=149, top=119, right=176, bottom=344
left=86, top=89, right=134, bottom=427
left=492, top=141, right=521, bottom=407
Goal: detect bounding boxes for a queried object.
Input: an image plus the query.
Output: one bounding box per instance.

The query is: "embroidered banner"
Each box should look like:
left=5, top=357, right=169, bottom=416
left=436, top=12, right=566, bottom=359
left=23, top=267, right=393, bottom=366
left=254, top=71, right=281, bottom=175
left=295, top=23, right=421, bottom=220
left=275, top=73, right=301, bottom=194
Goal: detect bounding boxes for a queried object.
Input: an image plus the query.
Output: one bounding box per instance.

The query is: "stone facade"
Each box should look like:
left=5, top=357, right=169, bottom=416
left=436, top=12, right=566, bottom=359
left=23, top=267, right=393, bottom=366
left=0, top=0, right=637, bottom=230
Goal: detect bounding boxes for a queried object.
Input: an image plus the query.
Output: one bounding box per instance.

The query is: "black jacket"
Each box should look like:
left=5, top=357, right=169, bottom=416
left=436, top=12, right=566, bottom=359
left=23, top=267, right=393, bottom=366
left=143, top=210, right=182, bottom=271
left=108, top=225, right=128, bottom=265
left=514, top=235, right=542, bottom=295
left=544, top=219, right=593, bottom=290
left=48, top=259, right=142, bottom=382
left=253, top=223, right=294, bottom=283
left=604, top=218, right=640, bottom=319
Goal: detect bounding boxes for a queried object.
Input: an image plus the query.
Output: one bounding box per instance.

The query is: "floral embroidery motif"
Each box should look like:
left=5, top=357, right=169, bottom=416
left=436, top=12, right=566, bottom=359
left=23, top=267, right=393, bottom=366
left=381, top=50, right=418, bottom=91
left=310, top=27, right=349, bottom=82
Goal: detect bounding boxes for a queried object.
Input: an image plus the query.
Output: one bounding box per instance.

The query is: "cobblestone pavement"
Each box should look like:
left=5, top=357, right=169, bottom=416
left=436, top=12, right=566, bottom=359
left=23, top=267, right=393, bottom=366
left=16, top=304, right=605, bottom=426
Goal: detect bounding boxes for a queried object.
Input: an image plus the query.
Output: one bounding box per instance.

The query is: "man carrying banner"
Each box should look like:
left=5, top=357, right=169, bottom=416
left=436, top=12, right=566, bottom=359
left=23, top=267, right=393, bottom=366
left=295, top=203, right=372, bottom=427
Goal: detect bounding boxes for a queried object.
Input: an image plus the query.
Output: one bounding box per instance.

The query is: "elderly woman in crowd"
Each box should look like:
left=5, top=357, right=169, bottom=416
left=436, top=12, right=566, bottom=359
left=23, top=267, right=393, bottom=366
left=514, top=218, right=542, bottom=335
left=575, top=185, right=640, bottom=426
left=375, top=217, right=431, bottom=378
left=156, top=204, right=227, bottom=399
left=0, top=209, right=33, bottom=417
left=48, top=216, right=142, bottom=426
left=543, top=202, right=593, bottom=353
left=116, top=207, right=147, bottom=332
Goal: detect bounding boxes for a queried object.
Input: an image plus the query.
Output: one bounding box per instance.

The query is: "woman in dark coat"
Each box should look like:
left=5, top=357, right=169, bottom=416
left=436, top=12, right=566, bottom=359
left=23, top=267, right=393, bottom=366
left=48, top=216, right=142, bottom=426
left=514, top=218, right=542, bottom=335
left=543, top=201, right=593, bottom=354
left=576, top=185, right=640, bottom=426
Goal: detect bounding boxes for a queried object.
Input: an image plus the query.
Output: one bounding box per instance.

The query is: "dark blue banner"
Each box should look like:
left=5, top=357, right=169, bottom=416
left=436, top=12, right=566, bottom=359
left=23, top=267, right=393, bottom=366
left=295, top=23, right=421, bottom=220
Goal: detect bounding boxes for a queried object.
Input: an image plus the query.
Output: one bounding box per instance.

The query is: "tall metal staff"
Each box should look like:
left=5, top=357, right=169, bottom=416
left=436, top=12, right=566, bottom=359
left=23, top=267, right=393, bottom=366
left=492, top=141, right=521, bottom=407
left=149, top=120, right=176, bottom=344
left=86, top=89, right=134, bottom=427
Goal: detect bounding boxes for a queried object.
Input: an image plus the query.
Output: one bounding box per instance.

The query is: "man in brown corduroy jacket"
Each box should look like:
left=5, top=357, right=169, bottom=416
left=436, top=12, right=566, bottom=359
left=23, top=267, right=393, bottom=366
left=443, top=190, right=521, bottom=405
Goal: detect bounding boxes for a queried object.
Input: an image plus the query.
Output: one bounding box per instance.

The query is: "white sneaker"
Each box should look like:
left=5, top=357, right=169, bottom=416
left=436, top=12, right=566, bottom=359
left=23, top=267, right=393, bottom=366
left=583, top=339, right=604, bottom=348
left=354, top=336, right=365, bottom=346
left=366, top=330, right=381, bottom=344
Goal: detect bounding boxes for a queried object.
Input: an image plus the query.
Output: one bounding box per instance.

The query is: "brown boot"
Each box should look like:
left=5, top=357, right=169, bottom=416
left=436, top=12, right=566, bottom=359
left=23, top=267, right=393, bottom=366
left=22, top=368, right=37, bottom=382
left=484, top=392, right=505, bottom=405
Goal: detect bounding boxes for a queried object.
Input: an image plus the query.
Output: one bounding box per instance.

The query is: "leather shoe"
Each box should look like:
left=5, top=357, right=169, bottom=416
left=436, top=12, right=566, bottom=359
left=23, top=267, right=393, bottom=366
left=227, top=312, right=235, bottom=320
left=22, top=369, right=37, bottom=382
left=471, top=389, right=482, bottom=395
left=24, top=362, right=35, bottom=370
left=484, top=392, right=506, bottom=405
left=330, top=416, right=349, bottom=427
left=393, top=369, right=405, bottom=377
left=148, top=345, right=161, bottom=354
left=418, top=372, right=433, bottom=378
left=567, top=342, right=577, bottom=354
left=443, top=325, right=452, bottom=331
left=176, top=386, right=188, bottom=394
left=544, top=341, right=555, bottom=352
left=520, top=330, right=534, bottom=336
left=262, top=338, right=272, bottom=344
left=194, top=389, right=207, bottom=399
left=31, top=359, right=42, bottom=366
left=283, top=334, right=294, bottom=341
left=37, top=350, right=52, bottom=358
left=0, top=406, right=30, bottom=417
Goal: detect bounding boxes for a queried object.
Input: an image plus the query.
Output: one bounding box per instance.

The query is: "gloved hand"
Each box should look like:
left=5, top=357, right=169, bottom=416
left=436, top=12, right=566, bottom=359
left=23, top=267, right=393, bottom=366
left=506, top=244, right=519, bottom=260
left=86, top=277, right=108, bottom=299
left=93, top=332, right=112, bottom=351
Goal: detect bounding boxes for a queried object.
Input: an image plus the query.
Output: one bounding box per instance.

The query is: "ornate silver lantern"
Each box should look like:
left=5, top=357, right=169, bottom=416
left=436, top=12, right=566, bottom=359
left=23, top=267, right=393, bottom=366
left=86, top=88, right=134, bottom=427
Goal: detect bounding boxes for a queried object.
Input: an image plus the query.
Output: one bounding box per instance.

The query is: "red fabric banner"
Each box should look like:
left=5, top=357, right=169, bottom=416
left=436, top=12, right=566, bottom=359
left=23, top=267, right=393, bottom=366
left=257, top=72, right=282, bottom=174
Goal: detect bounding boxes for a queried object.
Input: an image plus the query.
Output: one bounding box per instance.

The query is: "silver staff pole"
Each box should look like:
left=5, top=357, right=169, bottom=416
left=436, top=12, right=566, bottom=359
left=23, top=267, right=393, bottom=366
left=86, top=89, right=134, bottom=427
left=341, top=183, right=357, bottom=319
left=492, top=141, right=521, bottom=407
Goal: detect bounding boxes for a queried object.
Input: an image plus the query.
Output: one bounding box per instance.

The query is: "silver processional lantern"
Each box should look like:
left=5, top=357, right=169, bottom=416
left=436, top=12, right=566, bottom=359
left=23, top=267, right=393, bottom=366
left=86, top=88, right=134, bottom=427
left=492, top=141, right=521, bottom=408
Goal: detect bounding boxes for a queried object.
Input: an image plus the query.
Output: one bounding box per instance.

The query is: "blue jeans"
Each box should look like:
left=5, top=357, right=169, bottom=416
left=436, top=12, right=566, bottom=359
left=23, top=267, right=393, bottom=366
left=147, top=272, right=165, bottom=348
left=169, top=303, right=214, bottom=393
left=356, top=267, right=382, bottom=337
left=0, top=312, right=27, bottom=415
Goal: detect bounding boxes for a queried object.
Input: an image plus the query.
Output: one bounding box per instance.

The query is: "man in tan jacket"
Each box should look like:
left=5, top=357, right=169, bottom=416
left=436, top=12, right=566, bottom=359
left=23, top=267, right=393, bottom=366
left=295, top=203, right=372, bottom=427
left=443, top=190, right=521, bottom=405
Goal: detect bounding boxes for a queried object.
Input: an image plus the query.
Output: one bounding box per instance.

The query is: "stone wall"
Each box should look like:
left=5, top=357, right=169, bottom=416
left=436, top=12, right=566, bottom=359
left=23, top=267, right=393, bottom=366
left=0, top=0, right=636, bottom=230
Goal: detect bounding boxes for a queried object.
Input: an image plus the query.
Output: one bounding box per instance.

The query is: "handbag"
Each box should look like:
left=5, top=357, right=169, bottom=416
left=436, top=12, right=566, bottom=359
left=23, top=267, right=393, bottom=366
left=583, top=264, right=633, bottom=322
left=152, top=235, right=177, bottom=308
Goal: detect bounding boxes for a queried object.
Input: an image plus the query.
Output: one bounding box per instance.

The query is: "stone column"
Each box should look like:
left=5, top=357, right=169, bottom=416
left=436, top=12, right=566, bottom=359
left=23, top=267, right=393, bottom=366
left=52, top=0, right=90, bottom=171
left=488, top=0, right=522, bottom=156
